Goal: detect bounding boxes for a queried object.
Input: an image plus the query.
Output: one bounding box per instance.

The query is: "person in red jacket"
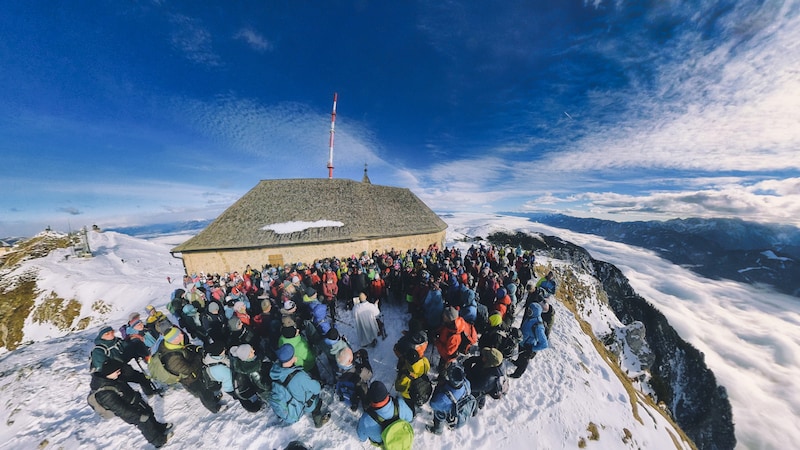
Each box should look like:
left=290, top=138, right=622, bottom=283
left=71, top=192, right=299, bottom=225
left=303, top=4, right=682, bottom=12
left=492, top=288, right=512, bottom=323
left=369, top=274, right=387, bottom=303
left=434, top=307, right=477, bottom=371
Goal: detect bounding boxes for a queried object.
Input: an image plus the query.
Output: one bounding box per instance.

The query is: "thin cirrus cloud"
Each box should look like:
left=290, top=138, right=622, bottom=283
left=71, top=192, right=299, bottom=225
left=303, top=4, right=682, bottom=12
left=234, top=28, right=273, bottom=52
left=169, top=96, right=389, bottom=180
left=168, top=14, right=220, bottom=66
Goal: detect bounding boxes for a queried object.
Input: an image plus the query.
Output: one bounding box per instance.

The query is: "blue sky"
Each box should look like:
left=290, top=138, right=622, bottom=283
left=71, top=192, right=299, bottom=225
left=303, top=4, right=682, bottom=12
left=2, top=1, right=799, bottom=236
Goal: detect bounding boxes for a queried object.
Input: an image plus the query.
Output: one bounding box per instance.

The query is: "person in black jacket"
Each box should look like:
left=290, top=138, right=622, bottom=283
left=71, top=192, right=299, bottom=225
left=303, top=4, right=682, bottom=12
left=158, top=327, right=224, bottom=413
left=464, top=347, right=507, bottom=409
left=90, top=360, right=172, bottom=448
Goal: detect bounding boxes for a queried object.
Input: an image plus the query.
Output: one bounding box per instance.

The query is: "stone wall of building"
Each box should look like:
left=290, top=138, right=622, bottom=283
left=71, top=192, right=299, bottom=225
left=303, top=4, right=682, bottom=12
left=178, top=230, right=446, bottom=275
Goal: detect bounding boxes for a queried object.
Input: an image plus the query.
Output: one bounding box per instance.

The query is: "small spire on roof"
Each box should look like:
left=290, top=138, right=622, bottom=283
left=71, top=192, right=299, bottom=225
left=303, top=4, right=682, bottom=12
left=362, top=163, right=371, bottom=184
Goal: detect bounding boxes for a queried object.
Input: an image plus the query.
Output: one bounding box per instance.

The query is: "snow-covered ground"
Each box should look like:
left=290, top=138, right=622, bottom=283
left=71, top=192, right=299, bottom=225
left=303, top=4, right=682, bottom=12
left=2, top=212, right=796, bottom=449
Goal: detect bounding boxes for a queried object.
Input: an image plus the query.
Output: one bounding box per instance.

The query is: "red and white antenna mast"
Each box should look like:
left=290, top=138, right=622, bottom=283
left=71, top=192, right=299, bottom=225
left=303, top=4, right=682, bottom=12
left=327, top=92, right=338, bottom=179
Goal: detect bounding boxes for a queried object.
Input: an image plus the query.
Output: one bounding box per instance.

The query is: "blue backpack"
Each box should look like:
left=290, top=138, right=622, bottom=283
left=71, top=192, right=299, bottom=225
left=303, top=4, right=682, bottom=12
left=447, top=391, right=477, bottom=428
left=268, top=369, right=305, bottom=424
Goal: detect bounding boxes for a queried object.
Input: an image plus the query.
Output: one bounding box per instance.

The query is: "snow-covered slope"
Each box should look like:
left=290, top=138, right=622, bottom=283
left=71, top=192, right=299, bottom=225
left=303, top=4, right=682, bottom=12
left=0, top=224, right=691, bottom=449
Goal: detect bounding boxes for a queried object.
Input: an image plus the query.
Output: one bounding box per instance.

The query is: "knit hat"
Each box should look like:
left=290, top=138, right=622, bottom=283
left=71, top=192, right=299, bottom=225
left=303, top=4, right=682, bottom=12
left=496, top=288, right=507, bottom=299
left=228, top=316, right=243, bottom=330
left=233, top=301, right=246, bottom=313
left=98, top=326, right=114, bottom=339
left=100, top=359, right=125, bottom=376
left=367, top=381, right=390, bottom=407
left=442, top=307, right=459, bottom=323
left=208, top=302, right=220, bottom=314
left=481, top=347, right=504, bottom=368
left=281, top=325, right=297, bottom=339
left=164, top=327, right=183, bottom=345
left=305, top=286, right=317, bottom=298
left=128, top=312, right=141, bottom=324
left=282, top=300, right=296, bottom=313
left=261, top=299, right=272, bottom=312
left=276, top=343, right=295, bottom=363
left=447, top=364, right=466, bottom=388
left=529, top=302, right=543, bottom=320
left=489, top=313, right=503, bottom=328
left=232, top=344, right=255, bottom=361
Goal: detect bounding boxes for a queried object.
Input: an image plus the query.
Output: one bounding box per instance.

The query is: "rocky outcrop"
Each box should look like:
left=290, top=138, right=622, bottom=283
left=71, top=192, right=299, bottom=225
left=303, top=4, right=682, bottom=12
left=489, top=230, right=736, bottom=450
left=594, top=260, right=736, bottom=450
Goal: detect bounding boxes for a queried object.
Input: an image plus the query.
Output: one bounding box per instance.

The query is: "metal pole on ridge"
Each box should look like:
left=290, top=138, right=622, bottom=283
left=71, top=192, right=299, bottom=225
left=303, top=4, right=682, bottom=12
left=327, top=92, right=338, bottom=179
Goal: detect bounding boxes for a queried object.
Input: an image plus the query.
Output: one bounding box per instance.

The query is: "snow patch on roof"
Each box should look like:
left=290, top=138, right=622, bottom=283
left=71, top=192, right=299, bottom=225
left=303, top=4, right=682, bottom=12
left=261, top=220, right=344, bottom=234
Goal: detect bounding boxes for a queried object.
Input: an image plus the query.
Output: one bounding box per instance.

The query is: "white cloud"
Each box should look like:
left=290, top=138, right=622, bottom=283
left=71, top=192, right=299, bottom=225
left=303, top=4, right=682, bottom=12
left=234, top=28, right=272, bottom=52
left=541, top=4, right=800, bottom=174
left=169, top=14, right=220, bottom=66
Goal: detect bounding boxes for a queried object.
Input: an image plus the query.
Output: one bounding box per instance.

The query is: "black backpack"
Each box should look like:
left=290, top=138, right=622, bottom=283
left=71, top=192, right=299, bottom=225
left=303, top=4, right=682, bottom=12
left=408, top=374, right=433, bottom=407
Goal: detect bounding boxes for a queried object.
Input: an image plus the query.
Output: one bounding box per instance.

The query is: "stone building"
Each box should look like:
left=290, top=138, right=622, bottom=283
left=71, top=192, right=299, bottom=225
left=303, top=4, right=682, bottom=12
left=171, top=178, right=447, bottom=275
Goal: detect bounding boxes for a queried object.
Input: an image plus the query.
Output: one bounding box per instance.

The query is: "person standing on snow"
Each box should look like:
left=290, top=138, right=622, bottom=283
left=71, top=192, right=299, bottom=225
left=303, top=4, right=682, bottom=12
left=352, top=293, right=381, bottom=348
left=509, top=302, right=549, bottom=378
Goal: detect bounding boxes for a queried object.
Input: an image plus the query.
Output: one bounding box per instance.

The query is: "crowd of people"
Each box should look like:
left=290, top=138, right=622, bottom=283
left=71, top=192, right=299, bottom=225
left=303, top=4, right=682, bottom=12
left=87, top=243, right=558, bottom=449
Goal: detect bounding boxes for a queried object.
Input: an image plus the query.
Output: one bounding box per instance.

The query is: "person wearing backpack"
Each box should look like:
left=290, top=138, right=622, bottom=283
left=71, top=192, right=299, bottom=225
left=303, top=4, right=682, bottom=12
left=433, top=308, right=477, bottom=371
left=226, top=343, right=269, bottom=412
left=89, top=326, right=158, bottom=397
left=357, top=381, right=414, bottom=449
left=427, top=364, right=476, bottom=434
left=394, top=347, right=432, bottom=413
left=509, top=303, right=550, bottom=379
left=464, top=347, right=507, bottom=410
left=478, top=313, right=522, bottom=360
left=334, top=347, right=373, bottom=411
left=88, top=359, right=172, bottom=448
left=157, top=327, right=225, bottom=413
left=268, top=344, right=330, bottom=427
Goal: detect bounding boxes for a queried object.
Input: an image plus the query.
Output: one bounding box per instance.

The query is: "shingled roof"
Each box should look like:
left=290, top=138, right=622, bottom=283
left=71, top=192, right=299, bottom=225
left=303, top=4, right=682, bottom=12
left=172, top=178, right=447, bottom=253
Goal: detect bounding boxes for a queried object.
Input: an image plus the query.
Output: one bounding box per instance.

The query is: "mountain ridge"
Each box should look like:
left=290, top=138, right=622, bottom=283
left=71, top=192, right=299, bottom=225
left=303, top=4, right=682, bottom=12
left=506, top=213, right=800, bottom=297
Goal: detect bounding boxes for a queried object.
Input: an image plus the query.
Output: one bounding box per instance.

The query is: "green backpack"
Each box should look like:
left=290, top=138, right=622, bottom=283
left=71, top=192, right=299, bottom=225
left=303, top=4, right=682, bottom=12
left=148, top=351, right=181, bottom=385
left=366, top=400, right=414, bottom=450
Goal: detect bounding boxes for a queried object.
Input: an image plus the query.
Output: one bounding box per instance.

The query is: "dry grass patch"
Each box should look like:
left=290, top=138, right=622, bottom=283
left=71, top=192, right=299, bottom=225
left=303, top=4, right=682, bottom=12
left=0, top=272, right=39, bottom=350
left=31, top=292, right=83, bottom=331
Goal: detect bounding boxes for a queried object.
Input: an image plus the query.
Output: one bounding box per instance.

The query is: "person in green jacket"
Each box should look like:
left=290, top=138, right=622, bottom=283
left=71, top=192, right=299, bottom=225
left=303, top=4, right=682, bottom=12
left=278, top=325, right=317, bottom=374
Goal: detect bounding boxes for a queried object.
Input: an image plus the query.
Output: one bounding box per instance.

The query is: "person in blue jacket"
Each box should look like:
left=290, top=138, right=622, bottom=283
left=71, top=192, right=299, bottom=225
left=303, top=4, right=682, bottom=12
left=427, top=364, right=472, bottom=434
left=509, top=302, right=549, bottom=378
left=268, top=344, right=330, bottom=427
left=357, top=380, right=414, bottom=445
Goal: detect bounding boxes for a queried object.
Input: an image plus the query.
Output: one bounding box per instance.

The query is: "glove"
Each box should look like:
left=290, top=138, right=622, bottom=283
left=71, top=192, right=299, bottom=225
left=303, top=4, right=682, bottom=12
left=139, top=414, right=150, bottom=423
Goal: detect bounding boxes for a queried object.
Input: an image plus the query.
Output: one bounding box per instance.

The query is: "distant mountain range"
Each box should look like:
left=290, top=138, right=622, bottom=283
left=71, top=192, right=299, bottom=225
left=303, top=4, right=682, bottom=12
left=507, top=213, right=800, bottom=297
left=104, top=219, right=213, bottom=238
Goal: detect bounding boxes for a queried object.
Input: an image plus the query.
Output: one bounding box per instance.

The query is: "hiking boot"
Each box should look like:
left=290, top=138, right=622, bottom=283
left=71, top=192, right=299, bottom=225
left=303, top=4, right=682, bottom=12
left=313, top=411, right=331, bottom=428
left=148, top=385, right=166, bottom=397
left=426, top=420, right=443, bottom=435
left=162, top=423, right=174, bottom=435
